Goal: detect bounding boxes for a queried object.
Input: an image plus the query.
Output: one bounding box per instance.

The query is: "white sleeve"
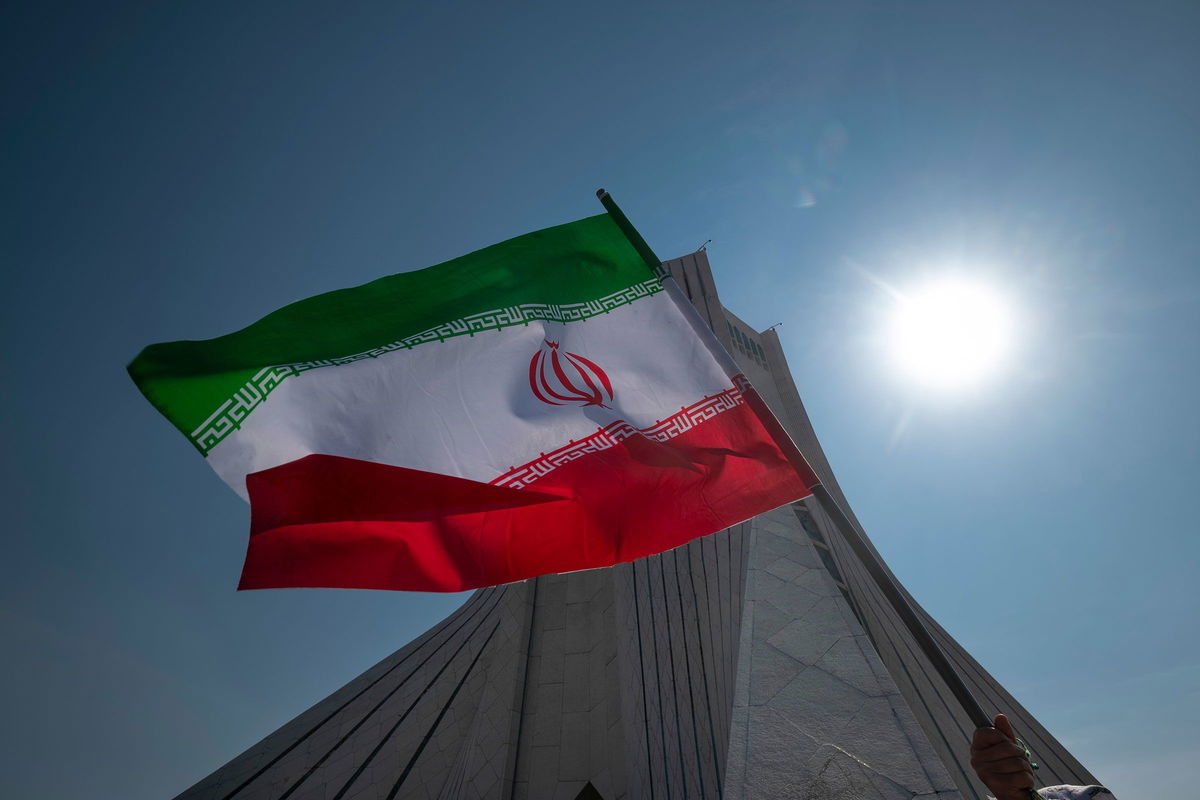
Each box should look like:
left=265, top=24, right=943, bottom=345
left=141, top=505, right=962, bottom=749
left=1036, top=786, right=1117, bottom=800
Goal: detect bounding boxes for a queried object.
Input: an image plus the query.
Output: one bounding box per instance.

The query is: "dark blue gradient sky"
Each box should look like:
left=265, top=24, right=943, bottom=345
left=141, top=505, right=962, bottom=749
left=4, top=2, right=1198, bottom=797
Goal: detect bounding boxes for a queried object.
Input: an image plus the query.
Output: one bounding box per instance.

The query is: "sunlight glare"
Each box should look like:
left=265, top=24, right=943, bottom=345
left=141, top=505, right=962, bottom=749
left=887, top=279, right=1015, bottom=391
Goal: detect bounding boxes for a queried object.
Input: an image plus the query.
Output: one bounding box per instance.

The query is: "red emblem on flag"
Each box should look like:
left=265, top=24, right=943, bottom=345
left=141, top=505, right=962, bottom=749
left=529, top=340, right=615, bottom=408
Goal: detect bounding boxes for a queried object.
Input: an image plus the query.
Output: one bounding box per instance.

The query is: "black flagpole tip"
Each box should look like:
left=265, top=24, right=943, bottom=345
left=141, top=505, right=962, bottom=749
left=595, top=188, right=608, bottom=199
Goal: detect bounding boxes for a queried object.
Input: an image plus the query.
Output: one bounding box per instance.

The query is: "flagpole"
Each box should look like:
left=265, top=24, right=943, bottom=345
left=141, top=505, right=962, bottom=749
left=595, top=188, right=994, bottom=731
left=595, top=189, right=663, bottom=275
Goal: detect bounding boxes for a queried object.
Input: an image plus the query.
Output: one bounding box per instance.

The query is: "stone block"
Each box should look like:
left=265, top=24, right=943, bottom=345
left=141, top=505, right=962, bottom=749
left=539, top=579, right=567, bottom=630
left=767, top=615, right=844, bottom=666
left=842, top=696, right=941, bottom=794
left=748, top=595, right=797, bottom=644
left=748, top=642, right=805, bottom=706
left=750, top=570, right=821, bottom=619
left=796, top=565, right=836, bottom=596
left=765, top=555, right=810, bottom=584
left=538, top=628, right=565, bottom=683
left=558, top=711, right=589, bottom=780
left=566, top=570, right=604, bottom=604
left=815, top=636, right=886, bottom=697
left=769, top=665, right=867, bottom=743
left=564, top=601, right=592, bottom=655
left=733, top=707, right=821, bottom=798
left=562, top=652, right=590, bottom=713
left=805, top=744, right=910, bottom=800
left=530, top=684, right=563, bottom=747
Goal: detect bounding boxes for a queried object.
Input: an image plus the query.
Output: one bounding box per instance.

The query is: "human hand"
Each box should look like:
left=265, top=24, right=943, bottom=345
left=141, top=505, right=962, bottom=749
left=970, top=713, right=1037, bottom=800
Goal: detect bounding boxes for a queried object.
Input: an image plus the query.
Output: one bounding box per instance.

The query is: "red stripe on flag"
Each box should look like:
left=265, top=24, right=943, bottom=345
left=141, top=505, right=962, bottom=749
left=239, top=402, right=812, bottom=592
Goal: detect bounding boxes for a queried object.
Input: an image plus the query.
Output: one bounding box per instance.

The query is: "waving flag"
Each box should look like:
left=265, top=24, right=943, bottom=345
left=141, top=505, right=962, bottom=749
left=129, top=210, right=819, bottom=591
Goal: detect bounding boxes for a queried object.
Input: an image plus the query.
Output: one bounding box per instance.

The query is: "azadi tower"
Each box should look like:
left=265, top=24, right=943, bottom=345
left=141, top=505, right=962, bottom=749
left=175, top=252, right=1099, bottom=800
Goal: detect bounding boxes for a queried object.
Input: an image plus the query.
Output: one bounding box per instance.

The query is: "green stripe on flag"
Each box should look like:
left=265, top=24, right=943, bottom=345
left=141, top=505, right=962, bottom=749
left=129, top=214, right=658, bottom=453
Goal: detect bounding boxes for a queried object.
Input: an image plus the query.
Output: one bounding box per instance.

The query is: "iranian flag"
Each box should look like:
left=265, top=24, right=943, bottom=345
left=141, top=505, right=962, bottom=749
left=129, top=209, right=819, bottom=592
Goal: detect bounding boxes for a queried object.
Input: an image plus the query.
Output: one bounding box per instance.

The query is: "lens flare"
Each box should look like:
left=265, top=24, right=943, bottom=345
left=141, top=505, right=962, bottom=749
left=887, top=279, right=1014, bottom=390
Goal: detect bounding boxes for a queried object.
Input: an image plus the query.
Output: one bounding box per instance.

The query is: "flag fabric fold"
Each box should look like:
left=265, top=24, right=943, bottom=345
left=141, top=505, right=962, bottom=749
left=129, top=212, right=819, bottom=591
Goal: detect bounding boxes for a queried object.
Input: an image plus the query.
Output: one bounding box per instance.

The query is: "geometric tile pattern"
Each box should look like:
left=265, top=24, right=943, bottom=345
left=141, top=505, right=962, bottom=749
left=724, top=505, right=963, bottom=799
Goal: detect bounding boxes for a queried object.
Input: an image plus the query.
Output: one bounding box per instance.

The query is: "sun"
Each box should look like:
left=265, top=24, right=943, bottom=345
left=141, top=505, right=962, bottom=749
left=886, top=279, right=1015, bottom=391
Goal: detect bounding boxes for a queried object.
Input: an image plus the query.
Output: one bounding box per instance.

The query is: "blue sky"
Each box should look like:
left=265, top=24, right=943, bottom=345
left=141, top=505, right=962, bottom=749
left=4, top=2, right=1197, bottom=797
